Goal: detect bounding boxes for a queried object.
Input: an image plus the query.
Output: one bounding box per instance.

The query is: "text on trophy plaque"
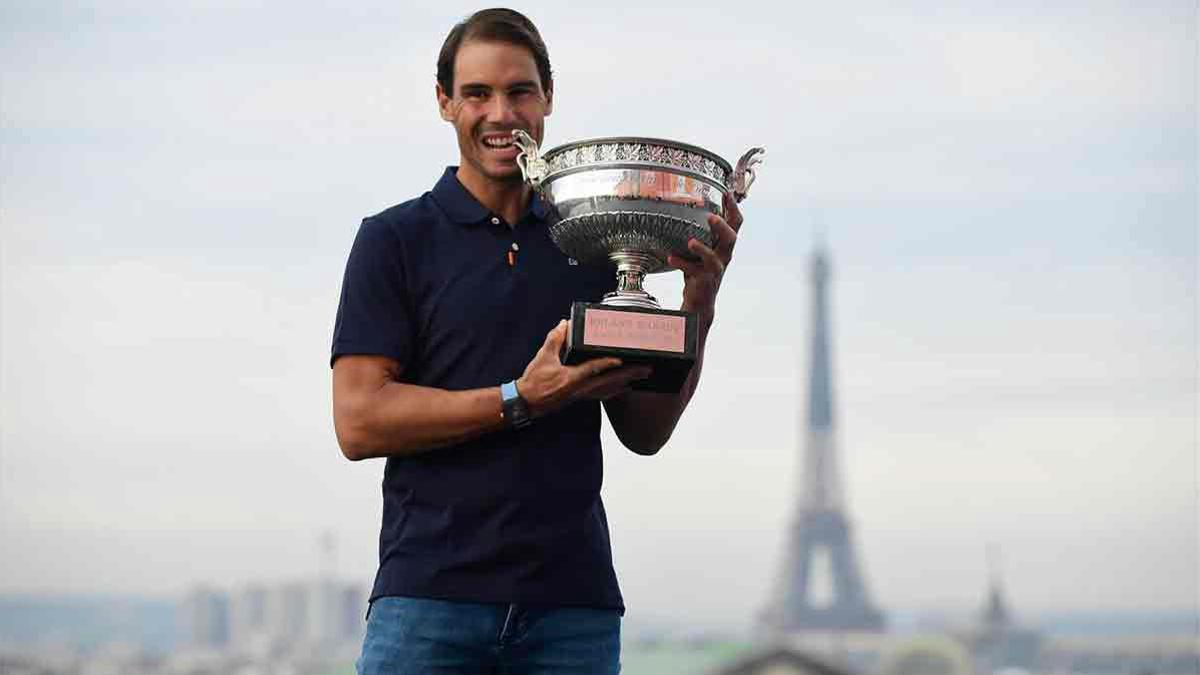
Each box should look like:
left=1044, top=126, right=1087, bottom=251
left=582, top=309, right=686, bottom=353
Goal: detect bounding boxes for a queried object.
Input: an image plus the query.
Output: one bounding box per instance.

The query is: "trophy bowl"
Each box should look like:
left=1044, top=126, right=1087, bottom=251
left=513, top=131, right=764, bottom=392
left=514, top=131, right=764, bottom=310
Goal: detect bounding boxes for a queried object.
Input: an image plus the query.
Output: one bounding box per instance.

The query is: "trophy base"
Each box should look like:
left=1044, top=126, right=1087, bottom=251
left=560, top=301, right=698, bottom=393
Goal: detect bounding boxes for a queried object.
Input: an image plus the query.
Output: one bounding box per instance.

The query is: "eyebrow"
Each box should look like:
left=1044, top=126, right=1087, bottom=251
left=458, top=79, right=540, bottom=94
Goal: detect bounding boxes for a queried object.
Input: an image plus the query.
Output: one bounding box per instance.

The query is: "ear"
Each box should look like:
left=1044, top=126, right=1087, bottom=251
left=436, top=83, right=454, bottom=122
left=544, top=88, right=553, bottom=116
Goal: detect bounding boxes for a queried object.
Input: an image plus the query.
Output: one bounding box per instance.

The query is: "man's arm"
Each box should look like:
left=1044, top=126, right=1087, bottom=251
left=332, top=355, right=506, bottom=460
left=333, top=322, right=649, bottom=460
left=602, top=193, right=744, bottom=455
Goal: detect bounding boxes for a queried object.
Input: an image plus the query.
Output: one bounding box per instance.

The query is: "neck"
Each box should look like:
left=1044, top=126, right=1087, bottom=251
left=456, top=166, right=531, bottom=225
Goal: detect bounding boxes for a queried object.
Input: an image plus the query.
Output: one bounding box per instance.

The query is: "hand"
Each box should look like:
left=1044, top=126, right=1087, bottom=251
left=517, top=320, right=652, bottom=417
left=666, top=191, right=744, bottom=326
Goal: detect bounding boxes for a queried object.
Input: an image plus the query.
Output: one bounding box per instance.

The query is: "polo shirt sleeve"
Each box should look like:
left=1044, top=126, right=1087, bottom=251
left=330, top=216, right=414, bottom=368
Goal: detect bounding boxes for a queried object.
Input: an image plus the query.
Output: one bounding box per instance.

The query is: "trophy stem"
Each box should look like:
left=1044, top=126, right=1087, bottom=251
left=603, top=251, right=661, bottom=309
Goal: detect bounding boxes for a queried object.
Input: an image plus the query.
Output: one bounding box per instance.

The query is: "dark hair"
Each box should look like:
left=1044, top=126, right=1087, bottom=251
left=437, top=8, right=553, bottom=96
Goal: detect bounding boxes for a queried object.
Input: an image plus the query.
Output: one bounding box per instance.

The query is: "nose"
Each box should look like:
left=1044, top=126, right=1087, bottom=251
left=486, top=93, right=518, bottom=124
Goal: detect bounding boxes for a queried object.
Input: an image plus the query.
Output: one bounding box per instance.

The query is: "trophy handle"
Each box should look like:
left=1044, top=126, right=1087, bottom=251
left=729, top=147, right=765, bottom=202
left=512, top=130, right=549, bottom=190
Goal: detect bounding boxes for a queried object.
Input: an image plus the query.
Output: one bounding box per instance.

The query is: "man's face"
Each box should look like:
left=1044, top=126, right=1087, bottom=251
left=437, top=39, right=553, bottom=186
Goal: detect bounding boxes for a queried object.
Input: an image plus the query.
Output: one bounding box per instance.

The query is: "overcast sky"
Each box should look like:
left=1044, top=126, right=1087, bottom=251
left=1, top=0, right=1195, bottom=633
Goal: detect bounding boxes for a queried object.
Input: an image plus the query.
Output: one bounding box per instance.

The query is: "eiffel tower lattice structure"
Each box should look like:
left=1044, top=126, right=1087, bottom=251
left=762, top=247, right=885, bottom=633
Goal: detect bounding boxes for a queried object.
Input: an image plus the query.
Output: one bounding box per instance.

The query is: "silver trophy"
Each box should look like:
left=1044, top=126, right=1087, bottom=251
left=514, top=130, right=764, bottom=392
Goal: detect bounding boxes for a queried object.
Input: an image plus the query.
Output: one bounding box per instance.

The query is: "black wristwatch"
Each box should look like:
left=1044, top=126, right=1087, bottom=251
left=500, top=380, right=532, bottom=430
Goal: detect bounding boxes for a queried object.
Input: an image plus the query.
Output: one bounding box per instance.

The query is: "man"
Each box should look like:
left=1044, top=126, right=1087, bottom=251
left=331, top=8, right=744, bottom=674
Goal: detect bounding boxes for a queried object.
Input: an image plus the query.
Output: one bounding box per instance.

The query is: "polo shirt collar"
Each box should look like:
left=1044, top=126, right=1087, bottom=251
left=431, top=167, right=547, bottom=226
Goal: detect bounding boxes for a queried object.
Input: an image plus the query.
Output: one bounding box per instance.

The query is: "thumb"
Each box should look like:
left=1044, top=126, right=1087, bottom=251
left=541, top=319, right=568, bottom=353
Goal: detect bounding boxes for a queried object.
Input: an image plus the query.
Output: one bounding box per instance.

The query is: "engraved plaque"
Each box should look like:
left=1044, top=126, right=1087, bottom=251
left=583, top=309, right=686, bottom=354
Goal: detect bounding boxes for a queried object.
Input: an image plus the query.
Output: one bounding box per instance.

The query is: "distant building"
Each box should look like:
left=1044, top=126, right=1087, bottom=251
left=188, top=580, right=365, bottom=656
left=708, top=645, right=852, bottom=675
left=341, top=585, right=367, bottom=642
left=878, top=637, right=973, bottom=675
left=263, top=581, right=308, bottom=647
left=228, top=583, right=269, bottom=653
left=957, top=552, right=1043, bottom=671
left=180, top=586, right=230, bottom=650
left=305, top=580, right=363, bottom=646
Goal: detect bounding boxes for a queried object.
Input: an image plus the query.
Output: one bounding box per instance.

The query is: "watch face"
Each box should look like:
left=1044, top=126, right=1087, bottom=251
left=513, top=398, right=532, bottom=425
left=510, top=398, right=531, bottom=428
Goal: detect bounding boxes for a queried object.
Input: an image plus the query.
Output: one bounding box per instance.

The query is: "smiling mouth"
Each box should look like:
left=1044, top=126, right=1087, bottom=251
left=481, top=133, right=517, bottom=150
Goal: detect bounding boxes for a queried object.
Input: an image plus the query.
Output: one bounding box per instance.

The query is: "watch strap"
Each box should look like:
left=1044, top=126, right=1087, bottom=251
left=500, top=380, right=532, bottom=429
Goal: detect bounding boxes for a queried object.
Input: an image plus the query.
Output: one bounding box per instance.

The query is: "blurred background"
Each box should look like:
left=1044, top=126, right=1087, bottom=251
left=1, top=1, right=1195, bottom=674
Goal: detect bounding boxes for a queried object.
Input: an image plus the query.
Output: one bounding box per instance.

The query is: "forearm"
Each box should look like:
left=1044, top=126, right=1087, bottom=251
left=335, top=380, right=506, bottom=460
left=605, top=313, right=712, bottom=455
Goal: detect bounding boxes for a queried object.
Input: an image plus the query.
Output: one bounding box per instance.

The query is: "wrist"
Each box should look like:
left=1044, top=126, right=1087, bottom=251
left=516, top=376, right=548, bottom=418
left=513, top=376, right=532, bottom=414
left=683, top=302, right=715, bottom=331
left=500, top=379, right=533, bottom=429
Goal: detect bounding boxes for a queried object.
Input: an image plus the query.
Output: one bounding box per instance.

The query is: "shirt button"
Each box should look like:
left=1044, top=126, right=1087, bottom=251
left=511, top=243, right=520, bottom=251
left=491, top=217, right=500, bottom=225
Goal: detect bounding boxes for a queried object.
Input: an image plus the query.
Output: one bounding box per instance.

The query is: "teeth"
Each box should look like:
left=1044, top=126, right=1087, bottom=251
left=483, top=135, right=514, bottom=148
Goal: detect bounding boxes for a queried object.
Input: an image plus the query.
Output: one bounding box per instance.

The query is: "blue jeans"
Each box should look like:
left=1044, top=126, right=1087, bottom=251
left=357, top=596, right=622, bottom=675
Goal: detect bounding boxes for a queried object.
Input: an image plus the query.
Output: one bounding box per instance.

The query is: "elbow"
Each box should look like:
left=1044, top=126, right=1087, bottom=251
left=333, top=401, right=380, bottom=461
left=335, top=425, right=372, bottom=461
left=334, top=403, right=422, bottom=460
left=606, top=392, right=686, bottom=457
left=338, top=429, right=415, bottom=461
left=617, top=429, right=670, bottom=456
left=338, top=440, right=369, bottom=462
left=628, top=443, right=664, bottom=457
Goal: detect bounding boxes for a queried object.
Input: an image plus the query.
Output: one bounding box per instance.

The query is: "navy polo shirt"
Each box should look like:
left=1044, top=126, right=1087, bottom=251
left=331, top=167, right=623, bottom=610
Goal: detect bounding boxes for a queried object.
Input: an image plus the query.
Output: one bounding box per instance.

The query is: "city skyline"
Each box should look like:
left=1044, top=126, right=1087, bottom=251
left=1, top=0, right=1195, bottom=632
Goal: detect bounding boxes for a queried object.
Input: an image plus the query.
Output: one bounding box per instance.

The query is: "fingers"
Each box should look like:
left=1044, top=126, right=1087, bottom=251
left=568, top=357, right=624, bottom=385
left=723, top=191, right=745, bottom=232
left=578, top=365, right=652, bottom=398
left=685, top=237, right=726, bottom=277
left=666, top=252, right=706, bottom=276
left=667, top=247, right=722, bottom=280
left=706, top=213, right=738, bottom=260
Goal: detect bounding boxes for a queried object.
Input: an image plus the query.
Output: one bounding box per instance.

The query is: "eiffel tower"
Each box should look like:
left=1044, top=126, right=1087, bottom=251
left=762, top=246, right=885, bottom=633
